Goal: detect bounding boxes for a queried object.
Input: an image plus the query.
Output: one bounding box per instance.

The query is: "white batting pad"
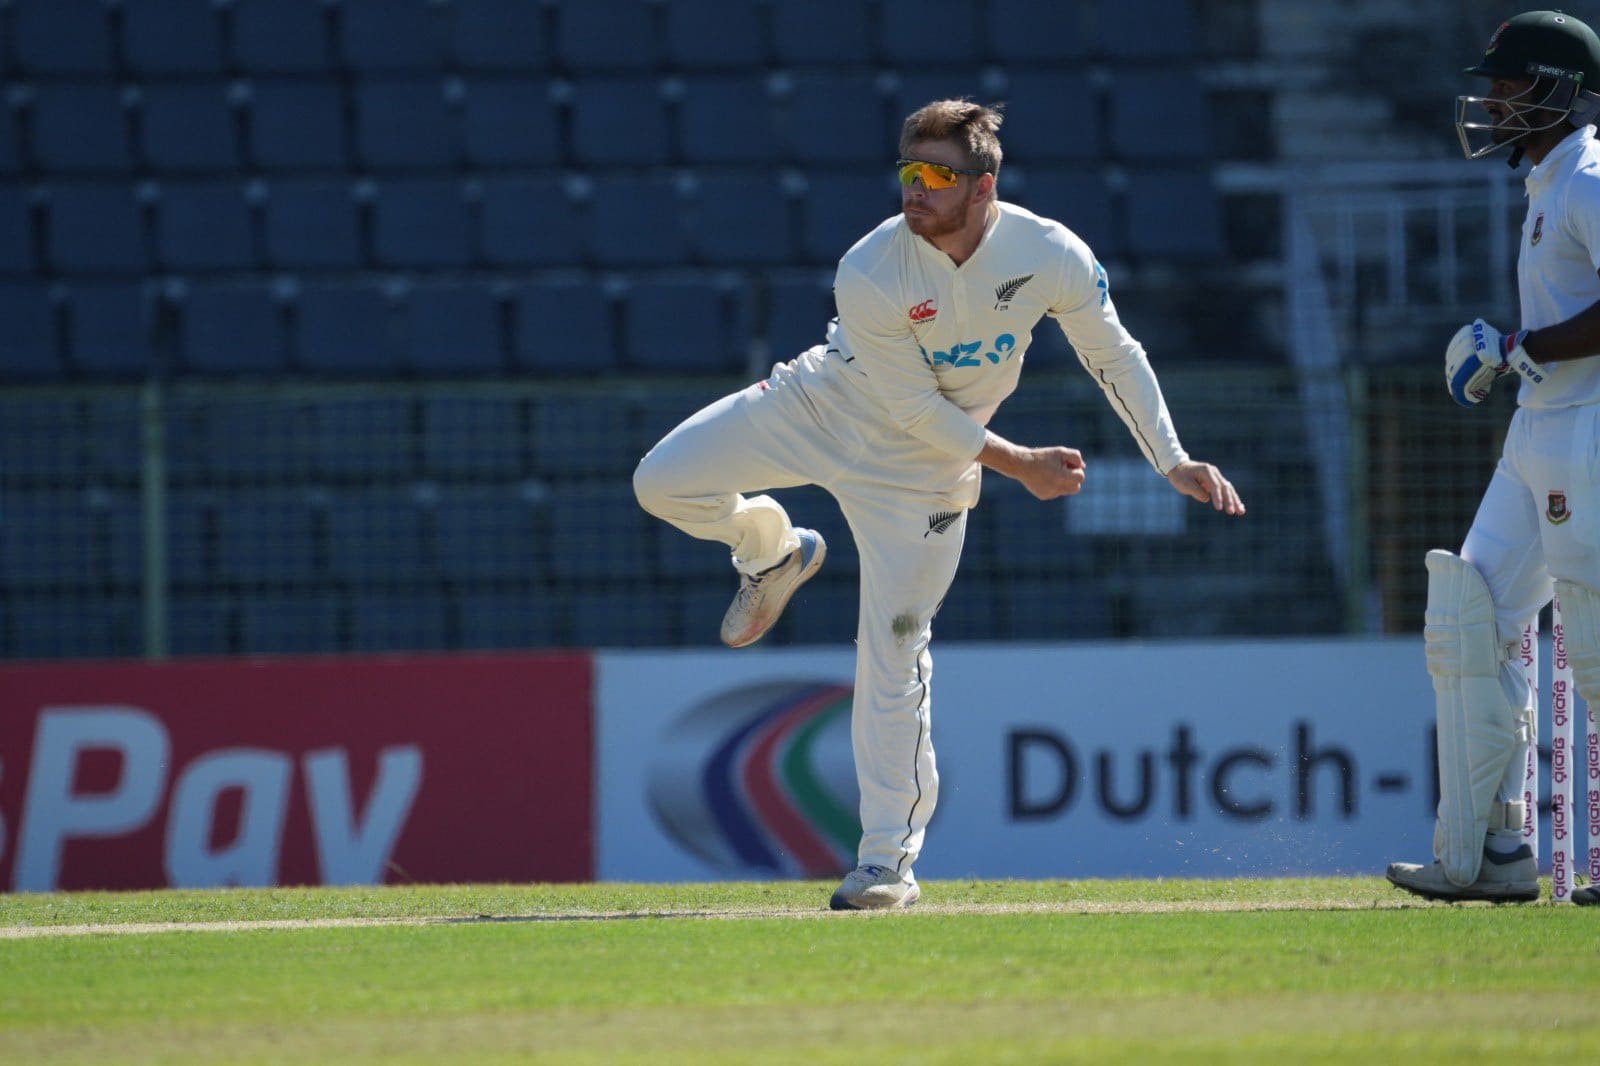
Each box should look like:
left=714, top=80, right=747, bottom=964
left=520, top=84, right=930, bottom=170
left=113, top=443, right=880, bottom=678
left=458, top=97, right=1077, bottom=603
left=1425, top=550, right=1521, bottom=886
left=1555, top=579, right=1600, bottom=702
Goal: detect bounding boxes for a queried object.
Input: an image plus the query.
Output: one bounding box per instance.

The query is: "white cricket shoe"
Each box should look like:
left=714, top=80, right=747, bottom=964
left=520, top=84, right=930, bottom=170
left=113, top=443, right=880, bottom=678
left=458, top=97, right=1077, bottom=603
left=829, top=864, right=920, bottom=911
left=1386, top=845, right=1539, bottom=903
left=720, top=528, right=826, bottom=648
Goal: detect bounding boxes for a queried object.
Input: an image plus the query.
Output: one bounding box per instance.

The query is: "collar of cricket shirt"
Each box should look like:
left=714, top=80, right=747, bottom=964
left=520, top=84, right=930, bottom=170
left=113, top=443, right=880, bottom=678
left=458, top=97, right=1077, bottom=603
left=1525, top=125, right=1597, bottom=191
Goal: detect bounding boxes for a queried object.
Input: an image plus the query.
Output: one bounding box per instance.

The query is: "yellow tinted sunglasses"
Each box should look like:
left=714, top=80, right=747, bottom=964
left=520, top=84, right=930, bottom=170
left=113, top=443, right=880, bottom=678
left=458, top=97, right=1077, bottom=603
left=896, top=158, right=988, bottom=190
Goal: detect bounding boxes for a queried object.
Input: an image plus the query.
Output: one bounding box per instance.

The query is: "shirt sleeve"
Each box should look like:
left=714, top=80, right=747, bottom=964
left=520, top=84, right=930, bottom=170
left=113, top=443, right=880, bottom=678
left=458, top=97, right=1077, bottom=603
left=1047, top=236, right=1190, bottom=475
left=833, top=262, right=989, bottom=461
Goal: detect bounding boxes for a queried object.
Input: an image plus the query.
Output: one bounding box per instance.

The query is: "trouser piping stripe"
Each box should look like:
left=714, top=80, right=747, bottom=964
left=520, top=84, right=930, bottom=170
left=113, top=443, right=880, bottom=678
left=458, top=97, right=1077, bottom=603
left=895, top=656, right=929, bottom=875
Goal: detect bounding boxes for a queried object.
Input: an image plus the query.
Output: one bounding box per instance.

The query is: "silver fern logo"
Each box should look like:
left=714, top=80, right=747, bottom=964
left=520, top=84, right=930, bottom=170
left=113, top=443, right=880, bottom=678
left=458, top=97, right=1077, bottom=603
left=925, top=511, right=960, bottom=537
left=993, top=274, right=1035, bottom=309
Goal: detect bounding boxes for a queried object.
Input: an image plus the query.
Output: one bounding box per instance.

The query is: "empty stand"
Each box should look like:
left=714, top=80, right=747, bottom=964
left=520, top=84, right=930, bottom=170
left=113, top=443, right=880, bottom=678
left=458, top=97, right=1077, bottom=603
left=997, top=72, right=1102, bottom=164
left=529, top=393, right=634, bottom=477
left=421, top=395, right=527, bottom=478
left=587, top=174, right=688, bottom=266
left=179, top=282, right=287, bottom=375
left=214, top=488, right=321, bottom=585
left=510, top=279, right=616, bottom=375
left=294, top=282, right=402, bottom=376
left=155, top=180, right=257, bottom=272
left=763, top=273, right=832, bottom=358
left=350, top=595, right=450, bottom=650
left=783, top=578, right=860, bottom=645
left=891, top=70, right=997, bottom=126
left=663, top=0, right=765, bottom=69
left=1097, top=0, right=1198, bottom=58
left=799, top=173, right=898, bottom=263
left=569, top=589, right=674, bottom=647
left=30, top=85, right=133, bottom=174
left=140, top=84, right=240, bottom=174
left=12, top=0, right=113, bottom=77
left=405, top=283, right=504, bottom=376
left=479, top=176, right=583, bottom=267
left=247, top=81, right=348, bottom=171
left=555, top=0, right=659, bottom=72
left=879, top=0, right=983, bottom=65
left=239, top=594, right=345, bottom=654
left=0, top=491, right=109, bottom=587
left=325, top=486, right=430, bottom=584
left=692, top=173, right=792, bottom=265
left=771, top=0, right=873, bottom=65
left=65, top=283, right=154, bottom=377
left=169, top=596, right=234, bottom=656
left=1015, top=168, right=1118, bottom=259
left=1123, top=170, right=1223, bottom=258
left=46, top=183, right=148, bottom=274
left=433, top=484, right=547, bottom=583
left=546, top=481, right=651, bottom=580
left=1107, top=70, right=1212, bottom=160
left=451, top=0, right=551, bottom=71
left=461, top=79, right=562, bottom=168
left=781, top=73, right=886, bottom=165
left=622, top=277, right=744, bottom=373
left=354, top=79, right=458, bottom=170
left=0, top=187, right=32, bottom=275
left=262, top=177, right=364, bottom=270
left=340, top=0, right=449, bottom=72
left=311, top=397, right=416, bottom=481
left=678, top=75, right=782, bottom=165
left=457, top=591, right=564, bottom=649
left=569, top=78, right=670, bottom=166
left=122, top=0, right=225, bottom=75
left=370, top=178, right=473, bottom=269
left=231, top=0, right=333, bottom=74
left=986, top=0, right=1090, bottom=64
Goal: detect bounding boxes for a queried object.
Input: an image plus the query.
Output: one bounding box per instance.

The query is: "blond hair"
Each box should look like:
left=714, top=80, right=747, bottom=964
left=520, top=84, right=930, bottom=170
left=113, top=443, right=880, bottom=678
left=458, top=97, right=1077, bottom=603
left=898, top=99, right=1004, bottom=175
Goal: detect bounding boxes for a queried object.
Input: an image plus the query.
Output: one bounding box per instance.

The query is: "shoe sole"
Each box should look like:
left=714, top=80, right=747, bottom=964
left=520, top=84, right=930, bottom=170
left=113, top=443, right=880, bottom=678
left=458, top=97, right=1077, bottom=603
left=827, top=884, right=920, bottom=911
left=722, top=535, right=827, bottom=649
left=1385, top=871, right=1540, bottom=903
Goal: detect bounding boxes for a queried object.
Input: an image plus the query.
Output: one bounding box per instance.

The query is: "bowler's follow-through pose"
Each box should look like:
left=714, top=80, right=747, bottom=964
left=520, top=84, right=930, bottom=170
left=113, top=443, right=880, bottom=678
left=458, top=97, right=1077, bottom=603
left=635, top=100, right=1245, bottom=910
left=1388, top=10, right=1600, bottom=904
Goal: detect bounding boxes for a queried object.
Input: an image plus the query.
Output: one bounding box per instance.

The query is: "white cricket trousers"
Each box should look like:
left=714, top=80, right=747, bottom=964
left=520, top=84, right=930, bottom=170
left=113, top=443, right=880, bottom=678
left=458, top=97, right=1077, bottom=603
left=633, top=355, right=973, bottom=875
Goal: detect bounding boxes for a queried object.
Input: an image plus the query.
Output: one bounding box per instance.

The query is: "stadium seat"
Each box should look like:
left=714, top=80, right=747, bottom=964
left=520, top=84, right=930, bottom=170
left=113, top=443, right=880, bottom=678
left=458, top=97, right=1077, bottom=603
left=354, top=79, right=457, bottom=170
left=878, top=0, right=982, bottom=65
left=155, top=181, right=257, bottom=272
left=179, top=282, right=288, bottom=375
left=587, top=175, right=687, bottom=266
left=623, top=277, right=744, bottom=373
left=168, top=397, right=317, bottom=483
left=1003, top=579, right=1113, bottom=640
left=986, top=484, right=1070, bottom=577
left=461, top=80, right=562, bottom=168
left=82, top=394, right=144, bottom=483
left=0, top=107, right=20, bottom=178
left=232, top=0, right=332, bottom=73
left=569, top=78, right=670, bottom=166
left=555, top=0, right=658, bottom=71
left=12, top=0, right=114, bottom=77
left=371, top=178, right=472, bottom=269
left=340, top=0, right=448, bottom=71
left=510, top=279, right=617, bottom=376
left=65, top=283, right=155, bottom=378
left=0, top=285, right=61, bottom=380
left=663, top=0, right=764, bottom=68
left=655, top=522, right=730, bottom=581
left=239, top=594, right=345, bottom=655
left=0, top=492, right=98, bottom=588
left=678, top=75, right=781, bottom=165
left=350, top=595, right=450, bottom=652
left=984, top=72, right=1100, bottom=164
left=169, top=596, right=234, bottom=657
left=451, top=0, right=550, bottom=71
left=325, top=486, right=430, bottom=585
left=546, top=482, right=652, bottom=581
left=781, top=74, right=886, bottom=165
left=0, top=399, right=84, bottom=487
left=890, top=71, right=996, bottom=126
left=1124, top=170, right=1223, bottom=259
left=771, top=0, right=872, bottom=65
left=46, top=183, right=148, bottom=274
left=529, top=393, right=634, bottom=477
left=799, top=173, right=898, bottom=264
left=570, top=589, right=674, bottom=648
left=8, top=599, right=139, bottom=660
left=433, top=484, right=547, bottom=583
left=312, top=397, right=416, bottom=481
left=932, top=567, right=997, bottom=643
left=122, top=0, right=225, bottom=75
left=214, top=488, right=323, bottom=585
left=692, top=173, right=792, bottom=265
left=1107, top=70, right=1212, bottom=161
left=294, top=282, right=402, bottom=376
left=405, top=283, right=503, bottom=376
left=1016, top=169, right=1118, bottom=260
left=247, top=81, right=348, bottom=171
left=987, top=0, right=1090, bottom=63
left=763, top=272, right=832, bottom=360
left=30, top=85, right=133, bottom=174
left=421, top=395, right=527, bottom=478
left=163, top=489, right=215, bottom=585
left=782, top=577, right=859, bottom=646
left=262, top=177, right=363, bottom=270
left=457, top=592, right=564, bottom=651
left=139, top=84, right=239, bottom=174
left=1097, top=0, right=1197, bottom=58
left=0, top=186, right=35, bottom=275
left=480, top=177, right=583, bottom=267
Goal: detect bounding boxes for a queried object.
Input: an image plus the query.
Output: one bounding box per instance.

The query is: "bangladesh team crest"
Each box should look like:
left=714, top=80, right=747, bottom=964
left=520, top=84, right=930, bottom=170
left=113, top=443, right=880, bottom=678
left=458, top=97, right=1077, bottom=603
left=1548, top=490, right=1571, bottom=524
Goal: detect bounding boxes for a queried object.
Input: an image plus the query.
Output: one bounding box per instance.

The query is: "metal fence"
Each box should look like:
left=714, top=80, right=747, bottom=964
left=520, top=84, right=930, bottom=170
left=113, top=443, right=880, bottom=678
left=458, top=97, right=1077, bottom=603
left=0, top=362, right=1506, bottom=660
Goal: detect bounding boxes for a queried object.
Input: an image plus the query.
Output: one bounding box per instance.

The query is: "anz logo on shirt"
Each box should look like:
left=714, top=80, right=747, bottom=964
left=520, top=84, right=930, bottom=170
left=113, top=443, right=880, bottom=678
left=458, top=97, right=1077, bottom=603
left=924, top=333, right=1017, bottom=368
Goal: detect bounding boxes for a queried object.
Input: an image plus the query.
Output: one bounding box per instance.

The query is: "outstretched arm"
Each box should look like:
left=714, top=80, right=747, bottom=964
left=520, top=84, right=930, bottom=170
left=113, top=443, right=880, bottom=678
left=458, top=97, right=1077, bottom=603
left=1165, top=459, right=1246, bottom=515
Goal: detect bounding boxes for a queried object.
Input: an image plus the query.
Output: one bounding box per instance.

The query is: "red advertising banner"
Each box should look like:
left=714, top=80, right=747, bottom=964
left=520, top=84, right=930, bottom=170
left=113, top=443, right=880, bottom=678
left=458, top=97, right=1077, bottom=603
left=0, top=653, right=592, bottom=892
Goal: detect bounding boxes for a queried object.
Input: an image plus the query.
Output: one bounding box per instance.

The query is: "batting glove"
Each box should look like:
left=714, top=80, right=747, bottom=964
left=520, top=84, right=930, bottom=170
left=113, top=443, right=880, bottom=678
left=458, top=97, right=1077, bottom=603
left=1443, top=318, right=1546, bottom=407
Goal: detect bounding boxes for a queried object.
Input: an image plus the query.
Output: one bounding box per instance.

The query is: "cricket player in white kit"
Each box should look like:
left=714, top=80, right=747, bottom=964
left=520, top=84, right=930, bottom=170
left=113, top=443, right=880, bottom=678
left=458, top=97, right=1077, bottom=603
left=1388, top=10, right=1600, bottom=904
left=635, top=100, right=1246, bottom=910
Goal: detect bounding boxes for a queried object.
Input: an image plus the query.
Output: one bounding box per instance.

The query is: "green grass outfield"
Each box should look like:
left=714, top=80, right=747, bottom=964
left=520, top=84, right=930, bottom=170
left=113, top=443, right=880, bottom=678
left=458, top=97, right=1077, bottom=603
left=2, top=877, right=1597, bottom=1064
